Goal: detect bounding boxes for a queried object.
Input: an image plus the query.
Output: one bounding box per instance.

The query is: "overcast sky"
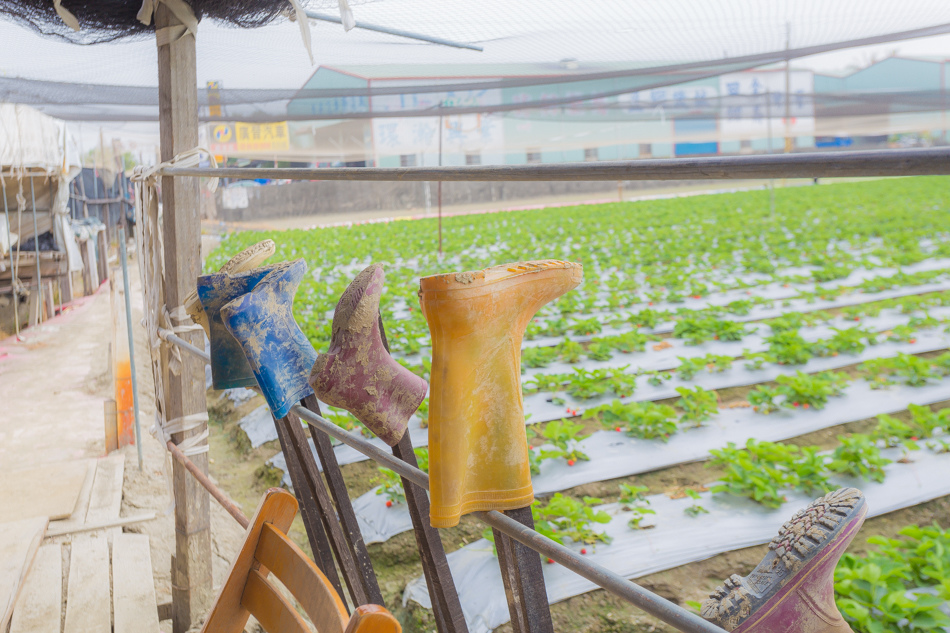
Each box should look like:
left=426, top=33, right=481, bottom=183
left=1, top=0, right=947, bottom=150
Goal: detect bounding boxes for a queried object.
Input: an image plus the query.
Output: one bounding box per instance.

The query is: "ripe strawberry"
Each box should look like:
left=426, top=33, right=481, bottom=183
left=580, top=548, right=588, bottom=555
left=909, top=338, right=917, bottom=344
left=793, top=402, right=800, bottom=407
left=911, top=436, right=919, bottom=441
left=803, top=403, right=810, bottom=409
left=567, top=459, right=576, bottom=467
left=615, top=426, right=622, bottom=432
left=547, top=558, right=554, bottom=564
left=386, top=500, right=393, bottom=508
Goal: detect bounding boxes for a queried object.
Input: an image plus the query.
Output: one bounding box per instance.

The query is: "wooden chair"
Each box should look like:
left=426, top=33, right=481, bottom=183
left=201, top=488, right=401, bottom=633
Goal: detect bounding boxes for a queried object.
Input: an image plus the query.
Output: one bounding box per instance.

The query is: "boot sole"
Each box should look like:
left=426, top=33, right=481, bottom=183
left=701, top=487, right=867, bottom=631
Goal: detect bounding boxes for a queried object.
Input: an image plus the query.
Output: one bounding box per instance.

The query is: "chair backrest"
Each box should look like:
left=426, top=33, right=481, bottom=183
left=201, top=488, right=400, bottom=633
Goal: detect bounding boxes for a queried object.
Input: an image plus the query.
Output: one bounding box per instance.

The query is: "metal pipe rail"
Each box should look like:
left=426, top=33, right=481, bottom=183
left=156, top=331, right=720, bottom=633
left=159, top=147, right=950, bottom=182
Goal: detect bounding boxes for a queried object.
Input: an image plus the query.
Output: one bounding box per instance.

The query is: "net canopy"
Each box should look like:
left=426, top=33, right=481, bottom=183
left=0, top=0, right=948, bottom=166
left=0, top=0, right=948, bottom=120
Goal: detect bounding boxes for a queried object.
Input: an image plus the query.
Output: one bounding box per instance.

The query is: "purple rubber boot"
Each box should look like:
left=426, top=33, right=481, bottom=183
left=309, top=264, right=427, bottom=446
left=701, top=487, right=868, bottom=633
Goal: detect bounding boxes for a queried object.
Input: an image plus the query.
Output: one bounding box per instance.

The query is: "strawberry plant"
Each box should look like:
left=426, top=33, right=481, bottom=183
left=607, top=330, right=655, bottom=353
left=524, top=372, right=567, bottom=394
left=774, top=371, right=849, bottom=410
left=571, top=317, right=603, bottom=336
left=886, top=324, right=917, bottom=343
left=585, top=340, right=614, bottom=362
left=907, top=403, right=950, bottom=437
left=749, top=384, right=781, bottom=414
left=765, top=330, right=814, bottom=365
left=873, top=414, right=920, bottom=448
left=814, top=327, right=877, bottom=357
left=532, top=493, right=612, bottom=545
left=683, top=488, right=709, bottom=517
left=375, top=467, right=405, bottom=504
left=557, top=338, right=585, bottom=364
left=522, top=346, right=559, bottom=369
left=538, top=419, right=590, bottom=464
left=606, top=368, right=638, bottom=398
left=835, top=524, right=950, bottom=633
left=543, top=318, right=570, bottom=338
left=565, top=368, right=610, bottom=400
left=827, top=434, right=891, bottom=483
left=709, top=440, right=798, bottom=508
left=590, top=400, right=678, bottom=441
left=675, top=386, right=718, bottom=426
left=646, top=371, right=673, bottom=386
left=627, top=308, right=670, bottom=328
left=617, top=483, right=650, bottom=508
left=675, top=354, right=733, bottom=380
left=860, top=353, right=939, bottom=388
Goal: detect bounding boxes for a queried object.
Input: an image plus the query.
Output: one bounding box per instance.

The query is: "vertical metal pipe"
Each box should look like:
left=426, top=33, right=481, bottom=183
left=438, top=106, right=444, bottom=256
left=29, top=176, right=43, bottom=321
left=0, top=176, right=19, bottom=336
left=766, top=90, right=775, bottom=216
left=119, top=228, right=144, bottom=470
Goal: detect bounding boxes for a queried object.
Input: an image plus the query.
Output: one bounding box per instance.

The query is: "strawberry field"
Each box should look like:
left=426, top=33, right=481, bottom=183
left=209, top=176, right=950, bottom=633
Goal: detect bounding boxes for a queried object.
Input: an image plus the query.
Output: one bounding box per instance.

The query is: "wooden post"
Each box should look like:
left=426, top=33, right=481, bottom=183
left=155, top=7, right=213, bottom=632
left=491, top=506, right=554, bottom=633
left=300, top=394, right=384, bottom=606
left=97, top=229, right=110, bottom=285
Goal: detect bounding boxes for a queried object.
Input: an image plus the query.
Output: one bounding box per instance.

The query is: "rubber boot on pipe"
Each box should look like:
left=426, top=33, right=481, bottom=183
left=309, top=264, right=427, bottom=446
left=701, top=487, right=868, bottom=633
left=186, top=239, right=276, bottom=337
left=419, top=260, right=583, bottom=528
left=221, top=259, right=317, bottom=419
left=197, top=261, right=282, bottom=391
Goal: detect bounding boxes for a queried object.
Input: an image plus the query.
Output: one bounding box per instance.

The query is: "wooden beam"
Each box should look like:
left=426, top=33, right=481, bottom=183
left=491, top=506, right=554, bottom=633
left=155, top=5, right=213, bottom=632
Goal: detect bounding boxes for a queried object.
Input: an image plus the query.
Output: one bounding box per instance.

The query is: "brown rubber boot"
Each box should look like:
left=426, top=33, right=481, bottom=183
left=701, top=488, right=868, bottom=633
left=419, top=260, right=583, bottom=528
left=184, top=239, right=276, bottom=336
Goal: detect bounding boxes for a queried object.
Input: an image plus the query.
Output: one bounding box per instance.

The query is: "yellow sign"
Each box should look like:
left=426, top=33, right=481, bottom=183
left=212, top=124, right=233, bottom=144
left=235, top=122, right=290, bottom=152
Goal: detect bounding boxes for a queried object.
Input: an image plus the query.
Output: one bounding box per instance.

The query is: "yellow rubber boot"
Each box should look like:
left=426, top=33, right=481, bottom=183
left=419, top=260, right=583, bottom=528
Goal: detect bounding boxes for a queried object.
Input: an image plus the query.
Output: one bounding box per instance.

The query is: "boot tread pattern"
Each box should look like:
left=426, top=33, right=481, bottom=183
left=699, top=488, right=863, bottom=631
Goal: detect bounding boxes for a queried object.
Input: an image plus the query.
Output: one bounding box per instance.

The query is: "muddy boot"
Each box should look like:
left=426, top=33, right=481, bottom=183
left=197, top=262, right=283, bottom=391
left=701, top=488, right=868, bottom=633
left=309, top=264, right=427, bottom=446
left=221, top=259, right=317, bottom=419
left=419, top=260, right=583, bottom=528
left=185, top=239, right=276, bottom=337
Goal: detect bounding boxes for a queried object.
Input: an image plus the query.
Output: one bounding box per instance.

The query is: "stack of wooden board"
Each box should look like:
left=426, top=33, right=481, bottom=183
left=1, top=455, right=161, bottom=633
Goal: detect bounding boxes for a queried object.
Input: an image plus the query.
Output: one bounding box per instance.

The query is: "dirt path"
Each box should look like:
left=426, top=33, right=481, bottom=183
left=0, top=257, right=245, bottom=632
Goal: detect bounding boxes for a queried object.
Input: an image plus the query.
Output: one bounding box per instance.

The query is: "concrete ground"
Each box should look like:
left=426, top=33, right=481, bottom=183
left=0, top=261, right=244, bottom=632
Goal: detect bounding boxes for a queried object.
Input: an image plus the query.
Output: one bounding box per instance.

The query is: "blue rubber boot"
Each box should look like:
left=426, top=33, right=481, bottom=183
left=221, top=259, right=318, bottom=419
left=197, top=264, right=278, bottom=391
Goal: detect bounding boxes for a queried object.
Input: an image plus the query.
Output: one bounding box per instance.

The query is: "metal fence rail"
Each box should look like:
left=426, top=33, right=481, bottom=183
left=158, top=331, right=721, bottom=633
left=159, top=147, right=950, bottom=182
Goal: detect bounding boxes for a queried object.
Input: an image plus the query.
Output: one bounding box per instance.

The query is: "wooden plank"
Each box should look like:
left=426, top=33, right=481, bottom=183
left=113, top=534, right=160, bottom=633
left=155, top=5, right=214, bottom=630
left=270, top=413, right=347, bottom=604
left=0, top=460, right=91, bottom=523
left=491, top=506, right=554, bottom=633
left=84, top=455, right=124, bottom=525
left=48, top=461, right=97, bottom=535
left=302, top=393, right=385, bottom=606
left=0, top=517, right=49, bottom=633
left=63, top=536, right=110, bottom=633
left=10, top=543, right=63, bottom=633
left=392, top=435, right=468, bottom=633
left=281, top=409, right=368, bottom=608
left=47, top=512, right=157, bottom=538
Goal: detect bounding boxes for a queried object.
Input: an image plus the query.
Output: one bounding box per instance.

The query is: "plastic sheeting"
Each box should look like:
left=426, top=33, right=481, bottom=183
left=404, top=446, right=950, bottom=633
left=266, top=309, right=950, bottom=476
left=352, top=377, right=950, bottom=544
